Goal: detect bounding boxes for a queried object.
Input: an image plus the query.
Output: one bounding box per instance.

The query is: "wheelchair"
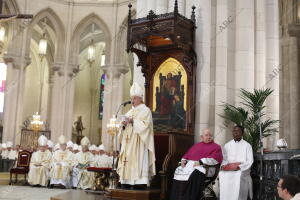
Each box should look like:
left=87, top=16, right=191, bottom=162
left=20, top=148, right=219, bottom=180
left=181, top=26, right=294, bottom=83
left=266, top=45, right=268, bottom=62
left=202, top=164, right=220, bottom=200
left=170, top=163, right=220, bottom=200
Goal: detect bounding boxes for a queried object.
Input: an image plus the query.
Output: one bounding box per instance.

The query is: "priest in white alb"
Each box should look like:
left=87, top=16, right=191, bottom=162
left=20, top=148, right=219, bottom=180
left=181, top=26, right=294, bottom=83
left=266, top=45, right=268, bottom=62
left=117, top=82, right=156, bottom=189
left=72, top=136, right=95, bottom=189
left=219, top=125, right=254, bottom=200
left=28, top=135, right=52, bottom=186
left=50, top=135, right=73, bottom=188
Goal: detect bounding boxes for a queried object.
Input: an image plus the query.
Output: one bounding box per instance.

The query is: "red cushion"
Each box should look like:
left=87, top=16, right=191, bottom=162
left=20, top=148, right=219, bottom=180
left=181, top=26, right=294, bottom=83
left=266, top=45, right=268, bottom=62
left=87, top=167, right=112, bottom=172
left=10, top=167, right=29, bottom=174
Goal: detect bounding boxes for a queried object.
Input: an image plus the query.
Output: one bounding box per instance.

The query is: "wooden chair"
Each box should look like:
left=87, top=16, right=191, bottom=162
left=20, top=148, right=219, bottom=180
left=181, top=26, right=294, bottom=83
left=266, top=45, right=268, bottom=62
left=9, top=150, right=32, bottom=185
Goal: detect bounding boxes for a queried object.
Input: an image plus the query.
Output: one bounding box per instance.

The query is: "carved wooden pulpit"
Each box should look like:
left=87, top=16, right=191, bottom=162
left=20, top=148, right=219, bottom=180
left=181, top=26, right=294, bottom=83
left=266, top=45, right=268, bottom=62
left=126, top=1, right=197, bottom=199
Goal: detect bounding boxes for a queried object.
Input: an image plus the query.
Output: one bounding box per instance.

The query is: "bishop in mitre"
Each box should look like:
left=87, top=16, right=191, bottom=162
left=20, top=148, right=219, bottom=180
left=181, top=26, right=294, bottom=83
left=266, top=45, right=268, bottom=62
left=72, top=136, right=95, bottom=189
left=117, top=82, right=156, bottom=189
left=50, top=135, right=73, bottom=188
left=28, top=135, right=52, bottom=186
left=96, top=144, right=110, bottom=168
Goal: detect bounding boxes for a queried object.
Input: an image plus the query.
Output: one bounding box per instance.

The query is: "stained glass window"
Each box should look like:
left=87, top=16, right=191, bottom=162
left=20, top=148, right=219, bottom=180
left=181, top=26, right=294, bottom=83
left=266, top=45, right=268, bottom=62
left=99, top=73, right=106, bottom=119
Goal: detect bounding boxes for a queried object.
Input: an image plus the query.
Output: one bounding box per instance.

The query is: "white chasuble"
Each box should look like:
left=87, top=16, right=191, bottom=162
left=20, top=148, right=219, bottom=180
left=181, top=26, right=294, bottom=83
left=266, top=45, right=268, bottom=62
left=117, top=103, right=156, bottom=185
left=219, top=139, right=254, bottom=200
left=50, top=149, right=73, bottom=187
left=73, top=151, right=95, bottom=189
left=28, top=150, right=52, bottom=186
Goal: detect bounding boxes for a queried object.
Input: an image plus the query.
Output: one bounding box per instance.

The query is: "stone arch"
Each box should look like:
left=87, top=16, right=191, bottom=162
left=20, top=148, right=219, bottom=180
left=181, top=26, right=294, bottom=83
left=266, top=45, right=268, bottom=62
left=4, top=0, right=20, bottom=49
left=4, top=0, right=19, bottom=14
left=69, top=13, right=111, bottom=66
left=116, top=9, right=136, bottom=84
left=25, top=8, right=66, bottom=63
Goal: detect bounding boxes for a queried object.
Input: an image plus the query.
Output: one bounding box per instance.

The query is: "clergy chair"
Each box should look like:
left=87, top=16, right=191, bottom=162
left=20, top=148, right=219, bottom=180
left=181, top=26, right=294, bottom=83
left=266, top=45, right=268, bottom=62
left=203, top=164, right=220, bottom=199
left=9, top=150, right=32, bottom=185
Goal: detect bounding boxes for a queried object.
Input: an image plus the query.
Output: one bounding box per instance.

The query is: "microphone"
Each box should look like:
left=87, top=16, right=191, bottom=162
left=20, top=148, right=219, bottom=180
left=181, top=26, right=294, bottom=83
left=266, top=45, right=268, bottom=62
left=122, top=101, right=131, bottom=106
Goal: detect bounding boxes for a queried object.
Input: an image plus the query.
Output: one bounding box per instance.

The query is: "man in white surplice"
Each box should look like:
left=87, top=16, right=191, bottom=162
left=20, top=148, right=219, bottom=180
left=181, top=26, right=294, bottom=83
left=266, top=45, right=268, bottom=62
left=219, top=125, right=254, bottom=200
left=117, top=82, right=156, bottom=189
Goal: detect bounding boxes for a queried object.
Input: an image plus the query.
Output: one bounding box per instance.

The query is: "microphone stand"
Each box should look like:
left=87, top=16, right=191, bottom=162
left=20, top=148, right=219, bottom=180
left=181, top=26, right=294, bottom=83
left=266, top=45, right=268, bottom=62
left=110, top=102, right=129, bottom=189
left=258, top=109, right=264, bottom=199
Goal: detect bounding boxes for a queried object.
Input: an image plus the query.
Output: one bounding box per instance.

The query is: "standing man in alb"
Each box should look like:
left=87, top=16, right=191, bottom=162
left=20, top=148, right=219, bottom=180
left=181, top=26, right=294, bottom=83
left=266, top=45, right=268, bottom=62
left=117, top=82, right=156, bottom=189
left=219, top=125, right=254, bottom=200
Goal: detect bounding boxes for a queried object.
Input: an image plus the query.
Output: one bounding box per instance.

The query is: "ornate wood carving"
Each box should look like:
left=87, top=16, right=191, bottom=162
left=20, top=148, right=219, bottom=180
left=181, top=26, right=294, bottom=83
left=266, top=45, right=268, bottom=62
left=252, top=150, right=300, bottom=200
left=126, top=1, right=197, bottom=199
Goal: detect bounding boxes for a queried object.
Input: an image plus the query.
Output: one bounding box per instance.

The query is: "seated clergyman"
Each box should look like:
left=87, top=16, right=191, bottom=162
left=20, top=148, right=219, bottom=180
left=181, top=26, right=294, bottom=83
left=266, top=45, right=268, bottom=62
left=28, top=135, right=52, bottom=187
left=50, top=135, right=73, bottom=188
left=72, top=136, right=95, bottom=190
left=170, top=129, right=223, bottom=200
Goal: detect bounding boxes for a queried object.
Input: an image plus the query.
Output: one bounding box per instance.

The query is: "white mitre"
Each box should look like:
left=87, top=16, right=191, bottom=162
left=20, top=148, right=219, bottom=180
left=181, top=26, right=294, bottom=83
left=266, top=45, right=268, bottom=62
left=2, top=143, right=7, bottom=149
left=38, top=135, right=48, bottom=146
left=6, top=141, right=13, bottom=148
left=67, top=141, right=73, bottom=148
left=73, top=144, right=79, bottom=151
left=80, top=136, right=90, bottom=146
left=47, top=140, right=54, bottom=148
left=130, top=82, right=144, bottom=98
left=54, top=143, right=60, bottom=151
left=99, top=144, right=105, bottom=151
left=58, top=135, right=67, bottom=145
left=89, top=144, right=96, bottom=151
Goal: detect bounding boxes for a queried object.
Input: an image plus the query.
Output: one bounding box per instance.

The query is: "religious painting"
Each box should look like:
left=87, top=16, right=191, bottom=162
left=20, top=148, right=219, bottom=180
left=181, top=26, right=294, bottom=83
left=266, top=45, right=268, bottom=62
left=152, top=57, right=187, bottom=132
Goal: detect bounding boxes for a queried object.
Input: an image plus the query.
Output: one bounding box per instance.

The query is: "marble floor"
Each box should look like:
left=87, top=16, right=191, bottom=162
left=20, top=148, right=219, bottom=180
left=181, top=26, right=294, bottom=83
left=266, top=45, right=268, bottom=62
left=0, top=185, right=70, bottom=200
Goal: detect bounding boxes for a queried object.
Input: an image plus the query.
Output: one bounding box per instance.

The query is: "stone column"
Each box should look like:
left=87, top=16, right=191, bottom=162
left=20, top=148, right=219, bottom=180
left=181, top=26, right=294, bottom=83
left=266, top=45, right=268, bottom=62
left=101, top=64, right=128, bottom=151
left=194, top=0, right=212, bottom=142
left=214, top=0, right=228, bottom=145
left=63, top=66, right=77, bottom=142
left=156, top=0, right=168, bottom=14
left=2, top=55, right=31, bottom=144
left=234, top=0, right=255, bottom=99
left=168, top=0, right=185, bottom=14
left=134, top=0, right=148, bottom=87
left=265, top=0, right=280, bottom=149
left=147, top=0, right=156, bottom=12
left=286, top=37, right=299, bottom=149
left=49, top=63, right=65, bottom=141
left=254, top=0, right=266, bottom=89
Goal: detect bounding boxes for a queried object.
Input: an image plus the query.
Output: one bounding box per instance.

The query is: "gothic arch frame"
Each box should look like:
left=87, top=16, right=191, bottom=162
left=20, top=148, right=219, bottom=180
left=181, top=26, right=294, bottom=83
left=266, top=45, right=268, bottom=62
left=115, top=9, right=137, bottom=84
left=4, top=0, right=21, bottom=52
left=25, top=8, right=66, bottom=64
left=69, top=13, right=112, bottom=66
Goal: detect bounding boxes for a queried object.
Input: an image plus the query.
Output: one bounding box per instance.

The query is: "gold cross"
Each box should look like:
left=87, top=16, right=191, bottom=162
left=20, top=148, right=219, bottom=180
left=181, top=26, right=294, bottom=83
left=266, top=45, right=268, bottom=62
left=123, top=157, right=128, bottom=168
left=125, top=135, right=130, bottom=144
